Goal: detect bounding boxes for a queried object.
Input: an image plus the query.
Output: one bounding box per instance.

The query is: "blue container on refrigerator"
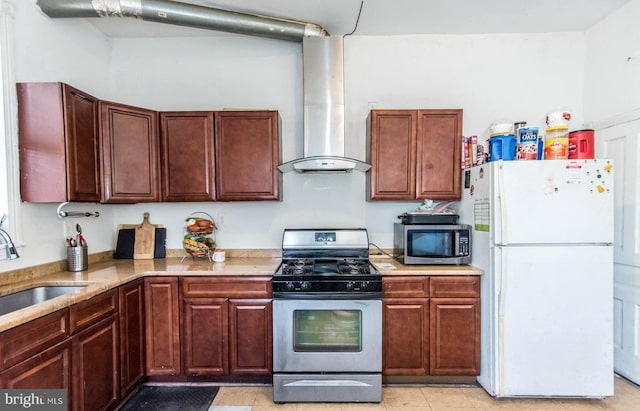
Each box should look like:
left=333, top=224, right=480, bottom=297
left=488, top=134, right=516, bottom=161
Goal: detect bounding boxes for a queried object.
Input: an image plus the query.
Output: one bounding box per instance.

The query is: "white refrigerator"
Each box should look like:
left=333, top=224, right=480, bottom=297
left=456, top=159, right=614, bottom=398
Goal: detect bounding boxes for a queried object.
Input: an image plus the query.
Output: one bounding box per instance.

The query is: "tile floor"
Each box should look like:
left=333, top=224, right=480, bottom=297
left=209, top=375, right=640, bottom=411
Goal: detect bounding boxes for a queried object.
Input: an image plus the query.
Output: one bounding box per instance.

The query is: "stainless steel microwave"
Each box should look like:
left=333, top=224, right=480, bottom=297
left=393, top=223, right=471, bottom=265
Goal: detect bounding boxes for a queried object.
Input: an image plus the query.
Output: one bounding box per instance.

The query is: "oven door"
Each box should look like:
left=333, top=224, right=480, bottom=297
left=273, top=298, right=382, bottom=373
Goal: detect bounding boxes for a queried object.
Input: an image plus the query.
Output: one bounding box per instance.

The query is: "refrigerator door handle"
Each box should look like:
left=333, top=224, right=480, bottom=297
left=498, top=247, right=507, bottom=316
left=497, top=161, right=508, bottom=246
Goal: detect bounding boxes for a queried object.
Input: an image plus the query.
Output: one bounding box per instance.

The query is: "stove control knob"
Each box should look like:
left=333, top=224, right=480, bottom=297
left=285, top=281, right=295, bottom=291
left=361, top=281, right=369, bottom=289
left=346, top=281, right=354, bottom=290
left=300, top=281, right=311, bottom=291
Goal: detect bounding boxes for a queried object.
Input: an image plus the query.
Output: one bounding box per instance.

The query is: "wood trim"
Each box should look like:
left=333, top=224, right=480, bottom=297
left=429, top=276, right=480, bottom=298
left=382, top=276, right=429, bottom=298
left=69, top=290, right=118, bottom=334
left=181, top=277, right=272, bottom=299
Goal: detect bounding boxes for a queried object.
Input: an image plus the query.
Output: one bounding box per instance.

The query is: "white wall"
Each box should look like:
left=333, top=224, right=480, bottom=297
left=0, top=0, right=602, bottom=272
left=584, top=0, right=640, bottom=122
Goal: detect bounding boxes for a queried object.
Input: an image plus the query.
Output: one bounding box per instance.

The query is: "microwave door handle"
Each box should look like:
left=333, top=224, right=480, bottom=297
left=454, top=231, right=460, bottom=256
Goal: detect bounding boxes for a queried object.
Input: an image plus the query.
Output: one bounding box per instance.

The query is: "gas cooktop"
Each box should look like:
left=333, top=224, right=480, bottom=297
left=276, top=258, right=379, bottom=276
left=273, top=229, right=382, bottom=297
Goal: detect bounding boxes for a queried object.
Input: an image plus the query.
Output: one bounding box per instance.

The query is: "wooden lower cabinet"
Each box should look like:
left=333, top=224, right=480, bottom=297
left=72, top=314, right=119, bottom=411
left=382, top=276, right=480, bottom=377
left=382, top=298, right=429, bottom=375
left=144, top=277, right=181, bottom=376
left=430, top=298, right=480, bottom=376
left=182, top=298, right=228, bottom=375
left=119, top=279, right=145, bottom=396
left=180, top=298, right=272, bottom=376
left=0, top=340, right=71, bottom=392
left=144, top=276, right=273, bottom=379
left=179, top=277, right=273, bottom=378
left=229, top=299, right=272, bottom=375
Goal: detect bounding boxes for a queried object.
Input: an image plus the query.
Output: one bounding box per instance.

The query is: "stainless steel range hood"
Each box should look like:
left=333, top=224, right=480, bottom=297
left=37, top=0, right=370, bottom=173
left=278, top=36, right=371, bottom=174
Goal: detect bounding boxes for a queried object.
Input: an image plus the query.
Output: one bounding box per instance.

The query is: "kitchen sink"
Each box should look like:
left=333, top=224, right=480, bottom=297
left=0, top=285, right=87, bottom=316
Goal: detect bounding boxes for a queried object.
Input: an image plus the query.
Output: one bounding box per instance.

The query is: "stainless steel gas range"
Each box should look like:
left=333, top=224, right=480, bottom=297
left=272, top=228, right=382, bottom=403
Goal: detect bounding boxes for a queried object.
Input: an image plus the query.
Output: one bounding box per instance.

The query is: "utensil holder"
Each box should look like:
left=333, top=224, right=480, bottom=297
left=67, top=245, right=88, bottom=272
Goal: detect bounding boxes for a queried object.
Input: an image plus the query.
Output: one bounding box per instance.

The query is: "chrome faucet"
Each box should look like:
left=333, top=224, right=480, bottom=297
left=0, top=214, right=19, bottom=260
left=0, top=227, right=19, bottom=260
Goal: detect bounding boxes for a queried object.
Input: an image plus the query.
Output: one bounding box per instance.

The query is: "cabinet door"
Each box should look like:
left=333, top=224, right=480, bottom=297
left=72, top=314, right=119, bottom=411
left=229, top=299, right=272, bottom=376
left=0, top=309, right=69, bottom=370
left=160, top=112, right=215, bottom=202
left=17, top=82, right=100, bottom=203
left=416, top=109, right=463, bottom=200
left=382, top=298, right=429, bottom=375
left=368, top=110, right=417, bottom=200
left=100, top=101, right=160, bottom=203
left=215, top=111, right=280, bottom=201
left=144, top=277, right=181, bottom=376
left=119, top=280, right=145, bottom=396
left=0, top=340, right=71, bottom=392
left=429, top=298, right=480, bottom=376
left=182, top=298, right=228, bottom=375
left=63, top=84, right=101, bottom=202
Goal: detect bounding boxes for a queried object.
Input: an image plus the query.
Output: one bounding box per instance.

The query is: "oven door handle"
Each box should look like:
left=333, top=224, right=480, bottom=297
left=273, top=292, right=382, bottom=300
left=284, top=379, right=375, bottom=388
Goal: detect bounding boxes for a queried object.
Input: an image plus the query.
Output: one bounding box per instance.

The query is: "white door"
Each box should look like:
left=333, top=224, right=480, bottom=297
left=597, top=120, right=640, bottom=384
left=496, top=245, right=614, bottom=397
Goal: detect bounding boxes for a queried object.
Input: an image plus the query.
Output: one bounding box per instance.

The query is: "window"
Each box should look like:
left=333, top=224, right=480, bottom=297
left=0, top=2, right=20, bottom=242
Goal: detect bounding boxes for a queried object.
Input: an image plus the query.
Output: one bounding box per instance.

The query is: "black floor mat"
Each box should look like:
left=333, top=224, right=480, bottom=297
left=118, top=385, right=219, bottom=411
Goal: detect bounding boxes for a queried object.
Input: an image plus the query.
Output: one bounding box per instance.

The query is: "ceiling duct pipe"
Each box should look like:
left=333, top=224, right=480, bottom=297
left=36, top=0, right=328, bottom=42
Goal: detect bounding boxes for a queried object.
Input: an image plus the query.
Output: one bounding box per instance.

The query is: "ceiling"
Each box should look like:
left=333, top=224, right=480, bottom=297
left=84, top=0, right=631, bottom=39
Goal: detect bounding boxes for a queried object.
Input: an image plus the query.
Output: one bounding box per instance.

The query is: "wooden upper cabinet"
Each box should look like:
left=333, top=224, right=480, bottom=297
left=18, top=82, right=282, bottom=203
left=215, top=111, right=281, bottom=201
left=18, top=82, right=100, bottom=202
left=416, top=110, right=463, bottom=199
left=160, top=112, right=215, bottom=202
left=100, top=101, right=161, bottom=203
left=368, top=109, right=462, bottom=201
left=368, top=110, right=417, bottom=200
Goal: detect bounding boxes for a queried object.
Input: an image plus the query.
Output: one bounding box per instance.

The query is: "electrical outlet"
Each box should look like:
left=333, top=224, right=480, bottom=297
left=63, top=221, right=75, bottom=239
left=217, top=213, right=225, bottom=228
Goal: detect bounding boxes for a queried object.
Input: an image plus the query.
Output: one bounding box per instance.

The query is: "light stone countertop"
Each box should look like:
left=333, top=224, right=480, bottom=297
left=370, top=256, right=484, bottom=276
left=0, top=255, right=482, bottom=333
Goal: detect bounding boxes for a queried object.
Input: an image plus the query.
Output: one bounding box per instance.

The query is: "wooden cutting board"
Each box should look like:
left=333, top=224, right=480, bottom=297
left=115, top=213, right=165, bottom=260
left=134, top=212, right=156, bottom=260
left=115, top=227, right=166, bottom=259
left=115, top=212, right=161, bottom=260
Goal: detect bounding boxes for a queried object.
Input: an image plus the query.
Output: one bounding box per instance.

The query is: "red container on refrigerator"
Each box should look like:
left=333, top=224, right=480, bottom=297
left=568, top=129, right=595, bottom=159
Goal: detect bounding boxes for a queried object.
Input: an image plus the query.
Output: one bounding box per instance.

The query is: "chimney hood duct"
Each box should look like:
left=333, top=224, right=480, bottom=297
left=277, top=36, right=370, bottom=174
left=37, top=0, right=371, bottom=173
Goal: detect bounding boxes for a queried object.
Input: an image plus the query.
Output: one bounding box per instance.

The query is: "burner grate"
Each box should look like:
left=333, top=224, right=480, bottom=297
left=337, top=259, right=372, bottom=275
